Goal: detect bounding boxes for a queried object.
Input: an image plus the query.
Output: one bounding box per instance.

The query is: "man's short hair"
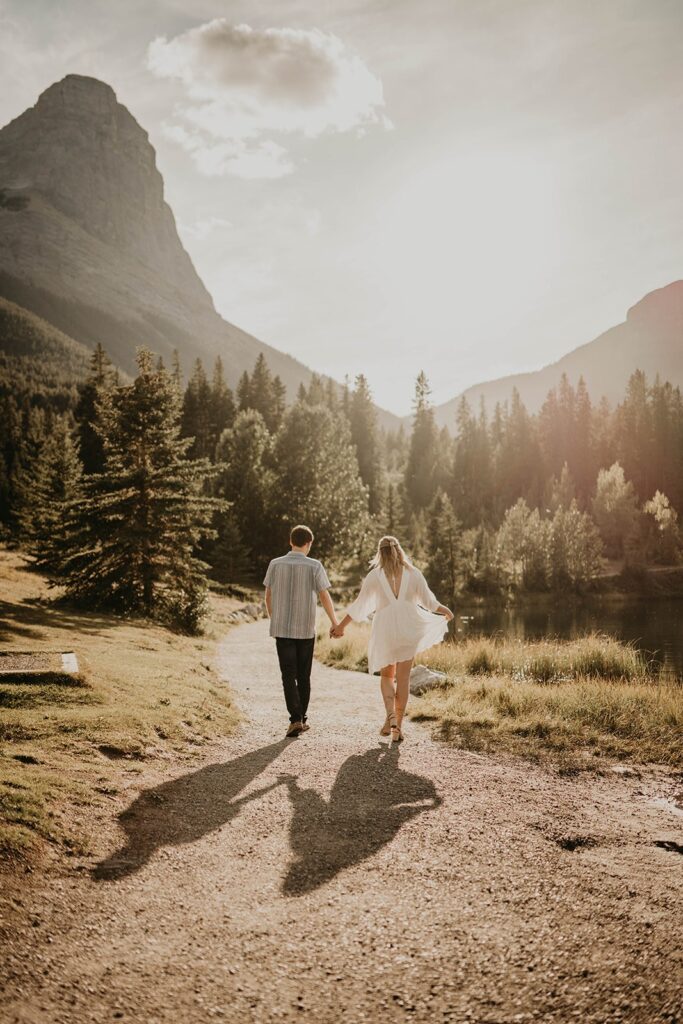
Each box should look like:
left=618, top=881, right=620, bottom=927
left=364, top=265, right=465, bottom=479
left=290, top=524, right=314, bottom=547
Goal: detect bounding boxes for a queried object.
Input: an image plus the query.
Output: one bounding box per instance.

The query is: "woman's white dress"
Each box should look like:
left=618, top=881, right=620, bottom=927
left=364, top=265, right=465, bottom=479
left=345, top=565, right=448, bottom=674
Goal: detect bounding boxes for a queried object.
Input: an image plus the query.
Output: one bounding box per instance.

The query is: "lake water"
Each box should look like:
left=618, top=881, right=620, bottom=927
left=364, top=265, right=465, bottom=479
left=454, top=598, right=683, bottom=681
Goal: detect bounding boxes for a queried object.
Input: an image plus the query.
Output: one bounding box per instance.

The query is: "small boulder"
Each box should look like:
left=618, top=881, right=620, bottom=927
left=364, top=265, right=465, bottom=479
left=409, top=665, right=447, bottom=696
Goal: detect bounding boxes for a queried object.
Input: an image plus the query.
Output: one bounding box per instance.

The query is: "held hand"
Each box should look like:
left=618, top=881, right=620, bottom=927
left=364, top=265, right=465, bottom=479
left=330, top=623, right=345, bottom=639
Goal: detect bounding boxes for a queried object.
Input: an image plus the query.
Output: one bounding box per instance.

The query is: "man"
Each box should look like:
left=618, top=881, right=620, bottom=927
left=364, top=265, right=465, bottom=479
left=264, top=525, right=338, bottom=737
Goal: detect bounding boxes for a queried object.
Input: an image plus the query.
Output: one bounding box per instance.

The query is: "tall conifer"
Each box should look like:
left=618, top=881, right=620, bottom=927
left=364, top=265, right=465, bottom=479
left=20, top=420, right=82, bottom=571
left=75, top=343, right=117, bottom=474
left=60, top=350, right=222, bottom=631
left=350, top=374, right=383, bottom=515
left=404, top=371, right=438, bottom=511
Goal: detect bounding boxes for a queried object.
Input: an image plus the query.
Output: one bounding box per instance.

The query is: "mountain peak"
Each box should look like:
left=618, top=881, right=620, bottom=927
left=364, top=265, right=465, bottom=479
left=0, top=71, right=177, bottom=259
left=36, top=74, right=119, bottom=112
left=626, top=279, right=683, bottom=332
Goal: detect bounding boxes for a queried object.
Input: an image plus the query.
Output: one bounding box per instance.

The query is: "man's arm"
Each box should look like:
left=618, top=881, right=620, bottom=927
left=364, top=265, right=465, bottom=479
left=319, top=588, right=338, bottom=628
left=331, top=613, right=352, bottom=638
left=265, top=586, right=273, bottom=618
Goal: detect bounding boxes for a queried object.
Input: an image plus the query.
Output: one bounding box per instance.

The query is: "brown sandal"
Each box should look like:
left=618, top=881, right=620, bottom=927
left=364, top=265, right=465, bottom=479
left=380, top=713, right=394, bottom=737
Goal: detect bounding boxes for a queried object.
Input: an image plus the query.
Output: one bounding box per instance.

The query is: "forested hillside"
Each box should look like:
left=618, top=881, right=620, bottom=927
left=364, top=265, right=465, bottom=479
left=0, top=297, right=94, bottom=409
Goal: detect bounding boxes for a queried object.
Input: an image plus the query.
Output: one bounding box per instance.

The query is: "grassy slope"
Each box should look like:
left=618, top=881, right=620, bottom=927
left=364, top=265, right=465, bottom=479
left=316, top=625, right=683, bottom=768
left=0, top=548, right=243, bottom=866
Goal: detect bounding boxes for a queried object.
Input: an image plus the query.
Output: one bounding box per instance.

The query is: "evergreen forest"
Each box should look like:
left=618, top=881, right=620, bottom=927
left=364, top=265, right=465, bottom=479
left=2, top=329, right=682, bottom=630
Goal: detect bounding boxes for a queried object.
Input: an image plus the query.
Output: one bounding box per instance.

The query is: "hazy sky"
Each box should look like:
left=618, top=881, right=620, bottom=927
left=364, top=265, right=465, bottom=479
left=1, top=0, right=682, bottom=414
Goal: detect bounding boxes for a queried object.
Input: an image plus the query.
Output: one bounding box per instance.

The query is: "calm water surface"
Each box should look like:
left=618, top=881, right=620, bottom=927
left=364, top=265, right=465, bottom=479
left=454, top=598, right=683, bottom=680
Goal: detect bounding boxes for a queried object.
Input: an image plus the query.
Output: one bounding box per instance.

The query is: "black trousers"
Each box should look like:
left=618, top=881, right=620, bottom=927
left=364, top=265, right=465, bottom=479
left=275, top=637, right=315, bottom=723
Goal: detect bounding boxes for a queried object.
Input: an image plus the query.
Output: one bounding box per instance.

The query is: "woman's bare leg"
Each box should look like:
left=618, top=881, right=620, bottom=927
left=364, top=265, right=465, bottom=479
left=379, top=664, right=397, bottom=734
left=393, top=658, right=414, bottom=736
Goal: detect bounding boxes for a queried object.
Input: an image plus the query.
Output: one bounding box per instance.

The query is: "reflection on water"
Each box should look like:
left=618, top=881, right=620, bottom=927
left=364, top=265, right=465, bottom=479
left=454, top=598, right=683, bottom=680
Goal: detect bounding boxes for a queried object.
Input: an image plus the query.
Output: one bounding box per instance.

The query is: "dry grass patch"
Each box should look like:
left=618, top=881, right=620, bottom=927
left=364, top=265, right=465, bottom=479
left=414, top=676, right=683, bottom=768
left=316, top=623, right=683, bottom=767
left=0, top=548, right=245, bottom=867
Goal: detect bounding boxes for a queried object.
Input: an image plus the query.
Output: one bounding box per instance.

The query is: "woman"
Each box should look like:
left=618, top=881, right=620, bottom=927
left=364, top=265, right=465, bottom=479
left=331, top=536, right=454, bottom=743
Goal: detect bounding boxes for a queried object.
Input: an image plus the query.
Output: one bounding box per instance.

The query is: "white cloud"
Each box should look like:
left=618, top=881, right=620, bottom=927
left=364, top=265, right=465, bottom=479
left=147, top=20, right=390, bottom=179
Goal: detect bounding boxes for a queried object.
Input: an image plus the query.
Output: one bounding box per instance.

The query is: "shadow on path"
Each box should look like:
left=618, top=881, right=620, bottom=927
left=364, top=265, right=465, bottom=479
left=281, top=745, right=442, bottom=896
left=93, top=740, right=289, bottom=880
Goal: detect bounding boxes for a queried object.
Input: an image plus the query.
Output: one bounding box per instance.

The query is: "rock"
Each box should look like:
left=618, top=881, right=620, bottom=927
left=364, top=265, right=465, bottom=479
left=409, top=665, right=447, bottom=696
left=0, top=74, right=318, bottom=397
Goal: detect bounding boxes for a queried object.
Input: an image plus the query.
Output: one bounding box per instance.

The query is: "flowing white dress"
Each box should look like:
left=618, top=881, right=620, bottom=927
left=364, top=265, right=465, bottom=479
left=345, top=564, right=449, bottom=674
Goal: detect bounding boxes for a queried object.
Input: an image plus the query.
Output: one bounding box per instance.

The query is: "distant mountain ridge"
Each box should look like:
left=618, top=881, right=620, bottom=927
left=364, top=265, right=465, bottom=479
left=0, top=74, right=400, bottom=428
left=431, top=280, right=683, bottom=428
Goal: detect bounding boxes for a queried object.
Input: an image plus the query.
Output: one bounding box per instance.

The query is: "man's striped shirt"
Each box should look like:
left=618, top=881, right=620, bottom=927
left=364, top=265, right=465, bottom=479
left=263, top=551, right=331, bottom=639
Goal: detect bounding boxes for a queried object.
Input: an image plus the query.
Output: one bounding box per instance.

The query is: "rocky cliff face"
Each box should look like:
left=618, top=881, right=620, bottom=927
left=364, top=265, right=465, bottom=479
left=0, top=75, right=316, bottom=395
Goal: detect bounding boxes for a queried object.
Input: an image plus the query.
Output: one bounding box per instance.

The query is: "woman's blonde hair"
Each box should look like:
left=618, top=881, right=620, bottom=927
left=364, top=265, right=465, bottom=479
left=370, top=535, right=412, bottom=576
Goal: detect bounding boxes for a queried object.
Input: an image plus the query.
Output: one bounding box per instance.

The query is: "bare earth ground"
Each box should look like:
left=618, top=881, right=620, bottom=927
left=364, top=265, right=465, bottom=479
left=2, top=619, right=682, bottom=1024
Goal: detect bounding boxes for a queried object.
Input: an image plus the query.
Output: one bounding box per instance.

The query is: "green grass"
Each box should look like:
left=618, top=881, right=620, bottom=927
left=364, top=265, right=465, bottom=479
left=316, top=624, right=683, bottom=767
left=0, top=548, right=244, bottom=868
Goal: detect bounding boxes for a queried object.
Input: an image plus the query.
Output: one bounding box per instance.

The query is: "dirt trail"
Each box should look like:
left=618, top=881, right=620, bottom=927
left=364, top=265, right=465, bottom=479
left=2, top=619, right=682, bottom=1024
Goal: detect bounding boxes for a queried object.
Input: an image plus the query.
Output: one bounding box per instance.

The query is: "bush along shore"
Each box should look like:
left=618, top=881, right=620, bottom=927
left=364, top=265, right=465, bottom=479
left=316, top=626, right=683, bottom=768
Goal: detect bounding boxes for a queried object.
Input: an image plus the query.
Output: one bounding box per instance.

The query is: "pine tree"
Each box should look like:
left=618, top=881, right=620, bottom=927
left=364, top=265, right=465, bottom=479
left=451, top=396, right=492, bottom=527
left=616, top=370, right=653, bottom=499
left=572, top=376, right=594, bottom=501
left=181, top=359, right=213, bottom=460
left=0, top=453, right=10, bottom=540
left=0, top=396, right=22, bottom=530
left=207, top=509, right=251, bottom=582
left=404, top=372, right=438, bottom=512
left=249, top=353, right=274, bottom=423
left=426, top=490, right=462, bottom=606
left=341, top=376, right=351, bottom=421
left=74, top=343, right=117, bottom=474
left=171, top=349, right=182, bottom=390
left=385, top=482, right=399, bottom=534
left=349, top=374, right=383, bottom=515
left=237, top=371, right=252, bottom=412
left=60, top=350, right=222, bottom=631
left=19, top=419, right=82, bottom=571
left=496, top=389, right=542, bottom=513
left=271, top=375, right=287, bottom=432
left=305, top=373, right=326, bottom=406
left=592, top=395, right=614, bottom=482
left=324, top=378, right=339, bottom=413
left=210, top=356, right=235, bottom=447
left=9, top=405, right=49, bottom=538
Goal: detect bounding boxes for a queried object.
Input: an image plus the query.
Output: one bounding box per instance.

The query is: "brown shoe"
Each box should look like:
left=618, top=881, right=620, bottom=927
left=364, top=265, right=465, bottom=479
left=301, top=722, right=310, bottom=732
left=286, top=721, right=303, bottom=737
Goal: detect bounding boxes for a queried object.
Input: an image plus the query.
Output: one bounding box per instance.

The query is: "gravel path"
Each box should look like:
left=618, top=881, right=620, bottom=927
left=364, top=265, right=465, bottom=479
left=2, top=619, right=682, bottom=1024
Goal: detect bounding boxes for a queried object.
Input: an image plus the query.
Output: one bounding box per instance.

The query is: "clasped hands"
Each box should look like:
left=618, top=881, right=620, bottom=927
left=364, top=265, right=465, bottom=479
left=329, top=622, right=345, bottom=639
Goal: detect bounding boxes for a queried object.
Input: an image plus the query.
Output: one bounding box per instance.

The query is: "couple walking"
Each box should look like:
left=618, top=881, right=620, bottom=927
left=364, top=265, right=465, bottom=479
left=264, top=525, right=454, bottom=742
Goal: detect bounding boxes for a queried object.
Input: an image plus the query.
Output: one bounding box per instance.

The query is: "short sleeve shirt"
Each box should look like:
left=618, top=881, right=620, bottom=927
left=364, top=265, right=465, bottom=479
left=263, top=552, right=331, bottom=639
